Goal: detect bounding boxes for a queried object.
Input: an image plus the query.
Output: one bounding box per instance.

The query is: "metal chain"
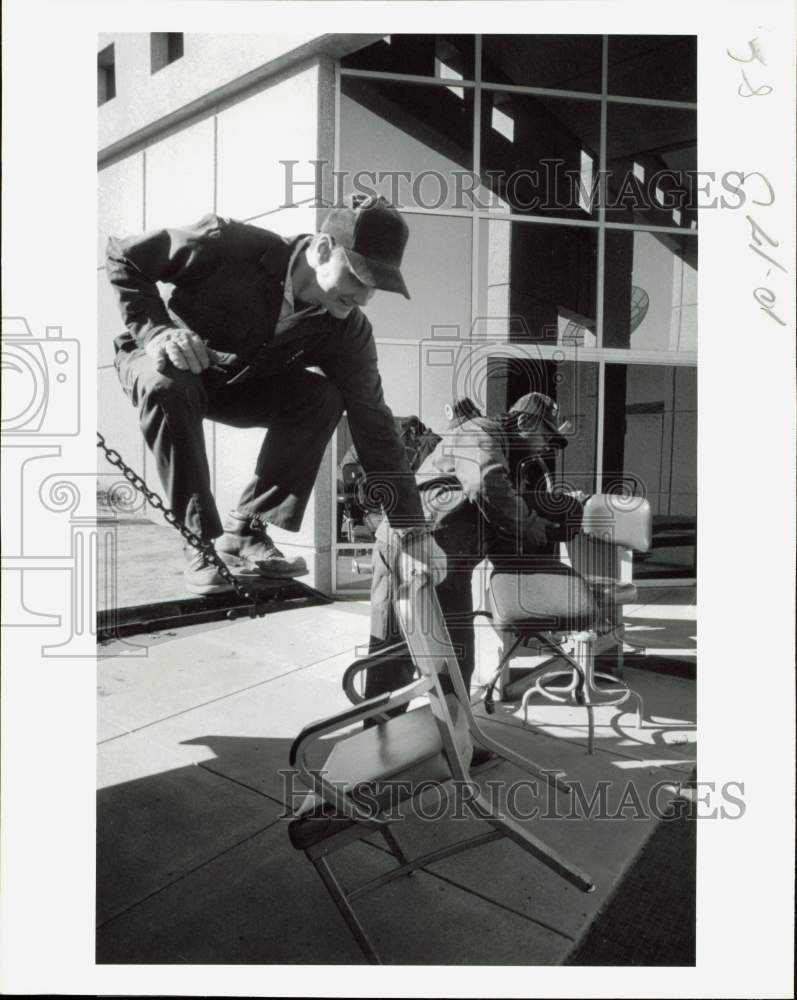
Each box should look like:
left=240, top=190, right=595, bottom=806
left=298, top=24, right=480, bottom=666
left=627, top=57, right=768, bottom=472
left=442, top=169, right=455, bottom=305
left=97, top=431, right=262, bottom=614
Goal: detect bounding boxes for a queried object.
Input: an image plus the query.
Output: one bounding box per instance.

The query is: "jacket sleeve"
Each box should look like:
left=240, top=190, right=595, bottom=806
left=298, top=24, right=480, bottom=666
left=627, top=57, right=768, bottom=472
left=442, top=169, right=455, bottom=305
left=318, top=311, right=424, bottom=528
left=451, top=424, right=549, bottom=551
left=105, top=213, right=224, bottom=349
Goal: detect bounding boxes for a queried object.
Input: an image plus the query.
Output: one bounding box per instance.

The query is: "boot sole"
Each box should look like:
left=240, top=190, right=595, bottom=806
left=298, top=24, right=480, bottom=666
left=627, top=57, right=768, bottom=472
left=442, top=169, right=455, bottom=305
left=217, top=543, right=308, bottom=578
left=184, top=581, right=236, bottom=596
left=251, top=565, right=309, bottom=579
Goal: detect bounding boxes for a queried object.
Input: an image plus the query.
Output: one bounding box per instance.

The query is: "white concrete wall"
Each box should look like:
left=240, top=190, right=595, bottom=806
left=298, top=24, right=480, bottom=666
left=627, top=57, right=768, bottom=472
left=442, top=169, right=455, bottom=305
left=98, top=33, right=322, bottom=151
left=98, top=149, right=149, bottom=521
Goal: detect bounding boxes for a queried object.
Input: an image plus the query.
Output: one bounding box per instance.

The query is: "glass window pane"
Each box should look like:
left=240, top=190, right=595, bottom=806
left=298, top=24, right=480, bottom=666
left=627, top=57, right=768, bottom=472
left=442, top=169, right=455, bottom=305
left=606, top=103, right=697, bottom=230
left=342, top=34, right=475, bottom=80
left=359, top=214, right=472, bottom=342
left=335, top=546, right=374, bottom=591
left=604, top=230, right=697, bottom=351
left=340, top=77, right=474, bottom=210
left=553, top=362, right=598, bottom=496
left=477, top=220, right=598, bottom=344
left=603, top=364, right=696, bottom=578
left=608, top=35, right=696, bottom=103
left=482, top=35, right=603, bottom=93
left=481, top=91, right=601, bottom=217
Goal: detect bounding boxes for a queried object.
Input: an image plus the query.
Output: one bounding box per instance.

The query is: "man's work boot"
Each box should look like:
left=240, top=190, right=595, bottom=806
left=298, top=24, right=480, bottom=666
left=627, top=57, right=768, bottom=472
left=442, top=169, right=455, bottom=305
left=183, top=545, right=235, bottom=596
left=217, top=512, right=308, bottom=578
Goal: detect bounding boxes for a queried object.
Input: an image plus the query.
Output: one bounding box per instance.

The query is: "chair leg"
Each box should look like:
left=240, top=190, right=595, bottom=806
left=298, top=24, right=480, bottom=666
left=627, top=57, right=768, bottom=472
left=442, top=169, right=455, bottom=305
left=468, top=793, right=595, bottom=893
left=600, top=614, right=625, bottom=680
left=574, top=631, right=598, bottom=754
left=380, top=825, right=412, bottom=873
left=629, top=687, right=645, bottom=731
left=484, top=633, right=526, bottom=712
left=572, top=632, right=647, bottom=750
left=585, top=704, right=595, bottom=754
left=615, top=624, right=626, bottom=680
left=528, top=632, right=598, bottom=754
left=311, top=855, right=382, bottom=964
left=496, top=632, right=528, bottom=700
left=521, top=667, right=578, bottom=723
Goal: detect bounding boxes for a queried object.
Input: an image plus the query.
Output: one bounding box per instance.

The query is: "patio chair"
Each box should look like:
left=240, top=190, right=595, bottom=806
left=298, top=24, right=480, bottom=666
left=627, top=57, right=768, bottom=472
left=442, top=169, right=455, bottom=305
left=338, top=460, right=379, bottom=542
left=288, top=570, right=595, bottom=964
left=485, top=494, right=652, bottom=754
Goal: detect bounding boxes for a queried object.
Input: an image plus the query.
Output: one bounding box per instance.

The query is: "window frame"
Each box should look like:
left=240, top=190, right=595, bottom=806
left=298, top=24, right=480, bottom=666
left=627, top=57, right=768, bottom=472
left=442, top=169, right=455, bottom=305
left=97, top=44, right=116, bottom=106
left=332, top=34, right=697, bottom=593
left=150, top=32, right=185, bottom=75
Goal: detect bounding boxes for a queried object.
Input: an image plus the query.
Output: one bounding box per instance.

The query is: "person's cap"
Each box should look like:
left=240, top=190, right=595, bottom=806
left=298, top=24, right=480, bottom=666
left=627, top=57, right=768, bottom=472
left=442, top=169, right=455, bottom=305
left=444, top=397, right=481, bottom=427
left=509, top=392, right=569, bottom=448
left=321, top=194, right=410, bottom=299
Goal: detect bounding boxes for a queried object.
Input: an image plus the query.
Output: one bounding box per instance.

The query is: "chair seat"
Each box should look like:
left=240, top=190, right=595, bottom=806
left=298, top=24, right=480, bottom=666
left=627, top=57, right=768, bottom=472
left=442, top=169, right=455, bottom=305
left=289, top=695, right=471, bottom=849
left=350, top=525, right=374, bottom=541
left=585, top=576, right=637, bottom=605
left=489, top=567, right=599, bottom=630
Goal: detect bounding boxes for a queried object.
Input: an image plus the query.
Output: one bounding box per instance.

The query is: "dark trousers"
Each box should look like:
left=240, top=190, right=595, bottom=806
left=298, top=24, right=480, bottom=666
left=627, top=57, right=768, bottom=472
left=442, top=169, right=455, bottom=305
left=364, top=498, right=488, bottom=704
left=115, top=349, right=344, bottom=540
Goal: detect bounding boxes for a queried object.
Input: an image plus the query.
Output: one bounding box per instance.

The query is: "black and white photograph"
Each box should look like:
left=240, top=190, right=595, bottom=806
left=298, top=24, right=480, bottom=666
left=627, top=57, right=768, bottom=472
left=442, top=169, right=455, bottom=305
left=1, top=1, right=795, bottom=996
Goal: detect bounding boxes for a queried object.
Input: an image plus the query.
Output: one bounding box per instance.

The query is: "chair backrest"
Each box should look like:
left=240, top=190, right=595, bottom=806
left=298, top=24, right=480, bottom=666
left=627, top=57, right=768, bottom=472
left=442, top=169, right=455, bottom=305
left=580, top=494, right=652, bottom=554
left=393, top=571, right=475, bottom=784
left=340, top=461, right=365, bottom=494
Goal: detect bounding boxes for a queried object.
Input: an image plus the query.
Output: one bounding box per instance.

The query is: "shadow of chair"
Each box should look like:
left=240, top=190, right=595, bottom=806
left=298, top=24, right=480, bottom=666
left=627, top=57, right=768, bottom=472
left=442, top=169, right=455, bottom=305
left=287, top=571, right=595, bottom=964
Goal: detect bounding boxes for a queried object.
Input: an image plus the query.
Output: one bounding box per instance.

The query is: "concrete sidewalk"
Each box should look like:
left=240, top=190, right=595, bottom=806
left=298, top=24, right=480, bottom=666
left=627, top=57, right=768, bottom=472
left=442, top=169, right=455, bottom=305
left=96, top=590, right=696, bottom=965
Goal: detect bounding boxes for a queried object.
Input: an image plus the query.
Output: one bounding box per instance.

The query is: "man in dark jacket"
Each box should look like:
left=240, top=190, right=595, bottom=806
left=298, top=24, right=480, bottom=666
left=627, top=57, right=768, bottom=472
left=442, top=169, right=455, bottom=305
left=364, top=392, right=583, bottom=704
left=106, top=195, right=444, bottom=594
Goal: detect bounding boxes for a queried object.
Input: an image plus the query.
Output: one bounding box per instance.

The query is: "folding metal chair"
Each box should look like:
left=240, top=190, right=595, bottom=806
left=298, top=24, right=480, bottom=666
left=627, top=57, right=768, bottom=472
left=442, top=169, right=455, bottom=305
left=288, top=570, right=595, bottom=964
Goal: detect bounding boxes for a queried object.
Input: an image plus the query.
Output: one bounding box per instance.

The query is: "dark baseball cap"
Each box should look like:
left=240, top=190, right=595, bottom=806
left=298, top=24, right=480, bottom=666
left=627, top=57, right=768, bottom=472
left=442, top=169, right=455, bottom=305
left=509, top=392, right=569, bottom=448
left=321, top=194, right=410, bottom=299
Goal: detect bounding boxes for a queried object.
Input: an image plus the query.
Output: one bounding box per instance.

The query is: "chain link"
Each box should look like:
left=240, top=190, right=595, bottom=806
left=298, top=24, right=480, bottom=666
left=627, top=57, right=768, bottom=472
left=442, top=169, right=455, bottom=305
left=97, top=431, right=263, bottom=614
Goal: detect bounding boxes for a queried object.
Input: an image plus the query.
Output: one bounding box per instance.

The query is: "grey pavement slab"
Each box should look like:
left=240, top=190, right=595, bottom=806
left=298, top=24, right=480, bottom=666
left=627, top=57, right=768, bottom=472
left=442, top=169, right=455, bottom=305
left=97, top=604, right=369, bottom=741
left=100, top=652, right=361, bottom=806
left=355, top=717, right=690, bottom=944
left=631, top=586, right=695, bottom=607
left=97, top=756, right=281, bottom=925
left=97, top=819, right=571, bottom=965
left=98, top=521, right=188, bottom=612
left=622, top=614, right=696, bottom=656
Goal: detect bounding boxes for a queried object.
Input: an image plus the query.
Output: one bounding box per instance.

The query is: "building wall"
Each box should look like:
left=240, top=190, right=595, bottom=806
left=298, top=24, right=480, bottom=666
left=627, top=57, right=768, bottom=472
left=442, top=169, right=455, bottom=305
left=99, top=33, right=320, bottom=151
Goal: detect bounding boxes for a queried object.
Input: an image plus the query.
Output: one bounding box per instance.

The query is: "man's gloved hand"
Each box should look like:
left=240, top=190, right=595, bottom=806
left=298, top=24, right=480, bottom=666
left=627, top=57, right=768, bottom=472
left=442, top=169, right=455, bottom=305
left=523, top=510, right=559, bottom=552
left=146, top=329, right=211, bottom=374
left=375, top=521, right=447, bottom=586
left=541, top=491, right=588, bottom=543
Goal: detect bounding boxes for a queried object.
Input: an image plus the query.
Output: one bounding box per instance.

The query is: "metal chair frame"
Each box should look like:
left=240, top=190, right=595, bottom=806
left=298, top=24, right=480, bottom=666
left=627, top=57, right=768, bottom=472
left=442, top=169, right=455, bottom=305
left=289, top=572, right=594, bottom=964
